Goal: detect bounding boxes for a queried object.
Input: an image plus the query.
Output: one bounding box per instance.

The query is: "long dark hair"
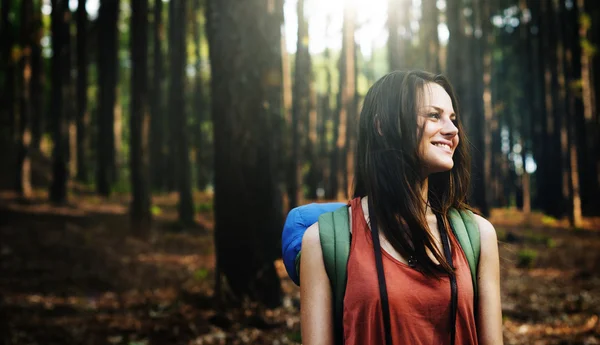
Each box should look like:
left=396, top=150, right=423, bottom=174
left=353, top=70, right=471, bottom=277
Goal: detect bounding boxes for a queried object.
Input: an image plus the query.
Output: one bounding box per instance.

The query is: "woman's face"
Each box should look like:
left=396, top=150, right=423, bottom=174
left=417, top=82, right=459, bottom=175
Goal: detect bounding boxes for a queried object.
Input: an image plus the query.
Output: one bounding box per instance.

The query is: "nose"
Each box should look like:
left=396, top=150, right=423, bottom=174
left=441, top=117, right=458, bottom=137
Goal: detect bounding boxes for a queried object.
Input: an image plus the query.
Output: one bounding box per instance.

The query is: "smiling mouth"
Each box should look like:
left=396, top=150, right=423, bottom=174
left=432, top=143, right=453, bottom=153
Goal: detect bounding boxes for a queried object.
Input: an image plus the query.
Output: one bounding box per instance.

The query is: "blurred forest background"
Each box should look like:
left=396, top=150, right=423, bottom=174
left=1, top=0, right=600, bottom=344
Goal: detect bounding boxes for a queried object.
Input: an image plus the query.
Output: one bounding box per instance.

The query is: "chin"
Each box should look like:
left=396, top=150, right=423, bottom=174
left=426, top=160, right=454, bottom=174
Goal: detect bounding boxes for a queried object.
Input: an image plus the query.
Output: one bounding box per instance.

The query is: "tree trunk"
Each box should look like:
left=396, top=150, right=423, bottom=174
left=561, top=2, right=583, bottom=227
left=49, top=0, right=69, bottom=203
left=539, top=0, right=565, bottom=217
left=76, top=0, right=89, bottom=183
left=420, top=0, right=440, bottom=73
left=589, top=0, right=600, bottom=210
left=150, top=0, right=166, bottom=191
left=527, top=0, right=547, bottom=211
left=97, top=0, right=119, bottom=196
left=130, top=0, right=152, bottom=235
left=445, top=0, right=466, bottom=107
left=30, top=1, right=44, bottom=150
left=387, top=0, right=409, bottom=70
left=481, top=0, right=496, bottom=214
left=169, top=0, right=194, bottom=225
left=342, top=7, right=357, bottom=199
left=1, top=0, right=17, bottom=189
left=577, top=0, right=600, bottom=215
left=17, top=0, right=34, bottom=198
left=206, top=0, right=283, bottom=308
left=289, top=0, right=310, bottom=208
left=192, top=0, right=209, bottom=191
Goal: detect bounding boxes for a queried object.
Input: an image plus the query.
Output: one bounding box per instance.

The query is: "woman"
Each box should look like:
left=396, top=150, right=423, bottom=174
left=300, top=71, right=502, bottom=345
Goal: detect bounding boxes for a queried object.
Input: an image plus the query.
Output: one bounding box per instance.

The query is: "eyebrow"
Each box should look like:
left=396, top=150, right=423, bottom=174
left=428, top=105, right=457, bottom=118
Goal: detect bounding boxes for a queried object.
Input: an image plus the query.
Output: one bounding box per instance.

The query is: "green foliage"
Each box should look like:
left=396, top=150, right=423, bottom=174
left=112, top=176, right=131, bottom=194
left=580, top=38, right=597, bottom=57
left=579, top=13, right=592, bottom=31
left=523, top=231, right=555, bottom=248
left=517, top=249, right=538, bottom=269
left=541, top=215, right=557, bottom=226
left=286, top=331, right=302, bottom=343
left=150, top=205, right=162, bottom=216
left=193, top=268, right=209, bottom=281
left=496, top=228, right=507, bottom=242
left=195, top=201, right=212, bottom=213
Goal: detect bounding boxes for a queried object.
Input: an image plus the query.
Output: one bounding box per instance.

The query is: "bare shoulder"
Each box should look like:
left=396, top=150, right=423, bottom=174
left=472, top=213, right=498, bottom=245
left=302, top=222, right=321, bottom=249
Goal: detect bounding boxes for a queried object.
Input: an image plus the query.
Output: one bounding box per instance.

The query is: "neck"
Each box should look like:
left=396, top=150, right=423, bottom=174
left=422, top=177, right=433, bottom=216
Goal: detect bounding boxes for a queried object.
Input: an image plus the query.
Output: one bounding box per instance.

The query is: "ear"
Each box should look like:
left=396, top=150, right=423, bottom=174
left=374, top=115, right=384, bottom=136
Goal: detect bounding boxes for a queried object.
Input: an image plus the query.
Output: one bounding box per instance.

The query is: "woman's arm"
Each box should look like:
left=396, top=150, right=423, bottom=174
left=473, top=215, right=504, bottom=345
left=300, top=223, right=335, bottom=345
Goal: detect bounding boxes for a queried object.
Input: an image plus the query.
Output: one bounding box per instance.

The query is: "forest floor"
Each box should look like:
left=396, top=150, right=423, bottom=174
left=1, top=190, right=599, bottom=345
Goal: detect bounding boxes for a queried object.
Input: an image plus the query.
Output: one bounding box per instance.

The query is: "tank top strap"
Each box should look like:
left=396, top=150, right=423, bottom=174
left=348, top=197, right=366, bottom=236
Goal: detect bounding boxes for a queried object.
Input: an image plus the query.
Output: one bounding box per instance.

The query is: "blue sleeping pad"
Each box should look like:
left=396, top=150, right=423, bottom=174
left=282, top=202, right=346, bottom=285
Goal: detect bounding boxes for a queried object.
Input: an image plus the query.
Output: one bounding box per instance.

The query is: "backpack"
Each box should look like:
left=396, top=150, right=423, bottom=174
left=281, top=202, right=481, bottom=344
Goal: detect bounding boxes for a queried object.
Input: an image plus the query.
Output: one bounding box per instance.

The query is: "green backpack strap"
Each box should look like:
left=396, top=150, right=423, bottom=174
left=318, top=206, right=350, bottom=345
left=448, top=208, right=481, bottom=300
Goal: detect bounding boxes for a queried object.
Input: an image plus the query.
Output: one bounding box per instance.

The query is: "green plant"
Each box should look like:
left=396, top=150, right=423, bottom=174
left=517, top=249, right=538, bottom=269
left=150, top=205, right=162, bottom=216
left=496, top=228, right=507, bottom=242
left=286, top=331, right=302, bottom=343
left=194, top=268, right=209, bottom=281
left=541, top=215, right=557, bottom=226
left=195, top=202, right=213, bottom=213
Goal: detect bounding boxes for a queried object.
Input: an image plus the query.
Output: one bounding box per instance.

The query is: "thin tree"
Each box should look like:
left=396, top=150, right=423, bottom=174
left=96, top=0, right=119, bottom=196
left=17, top=0, right=34, bottom=198
left=76, top=0, right=88, bottom=182
left=150, top=0, right=165, bottom=191
left=49, top=0, right=69, bottom=203
left=289, top=0, right=310, bottom=208
left=130, top=0, right=152, bottom=234
left=577, top=0, right=599, bottom=215
left=169, top=0, right=195, bottom=225
left=206, top=0, right=284, bottom=307
left=192, top=0, right=209, bottom=191
left=330, top=4, right=356, bottom=200
left=387, top=0, right=410, bottom=70
left=30, top=1, right=44, bottom=150
left=420, top=0, right=440, bottom=73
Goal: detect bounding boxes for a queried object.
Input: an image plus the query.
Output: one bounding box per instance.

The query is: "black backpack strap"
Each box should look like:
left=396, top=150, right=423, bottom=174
left=368, top=198, right=393, bottom=345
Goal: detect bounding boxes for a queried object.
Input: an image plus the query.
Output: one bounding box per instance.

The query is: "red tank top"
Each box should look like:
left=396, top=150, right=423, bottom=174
left=343, top=198, right=479, bottom=344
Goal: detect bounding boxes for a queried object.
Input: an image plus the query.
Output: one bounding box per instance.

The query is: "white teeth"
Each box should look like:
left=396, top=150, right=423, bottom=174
left=433, top=143, right=451, bottom=150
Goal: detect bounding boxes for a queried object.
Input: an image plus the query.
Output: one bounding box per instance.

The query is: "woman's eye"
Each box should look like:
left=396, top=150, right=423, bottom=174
left=428, top=112, right=441, bottom=119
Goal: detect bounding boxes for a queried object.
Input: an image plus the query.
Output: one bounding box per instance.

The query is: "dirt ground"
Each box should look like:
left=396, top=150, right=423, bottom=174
left=0, top=191, right=599, bottom=345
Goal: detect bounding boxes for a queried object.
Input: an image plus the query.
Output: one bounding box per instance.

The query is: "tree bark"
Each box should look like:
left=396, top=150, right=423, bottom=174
left=49, top=0, right=69, bottom=203
left=289, top=0, right=311, bottom=208
left=150, top=0, right=166, bottom=191
left=169, top=0, right=194, bottom=225
left=539, top=0, right=565, bottom=217
left=420, top=0, right=440, bottom=73
left=206, top=0, right=283, bottom=308
left=387, top=0, right=410, bottom=70
left=97, top=0, right=119, bottom=196
left=17, top=0, right=34, bottom=198
left=192, top=0, right=210, bottom=191
left=465, top=0, right=489, bottom=216
left=1, top=0, right=17, bottom=186
left=30, top=1, right=44, bottom=150
left=577, top=0, right=600, bottom=215
left=561, top=1, right=583, bottom=227
left=130, top=0, right=152, bottom=235
left=76, top=0, right=89, bottom=183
